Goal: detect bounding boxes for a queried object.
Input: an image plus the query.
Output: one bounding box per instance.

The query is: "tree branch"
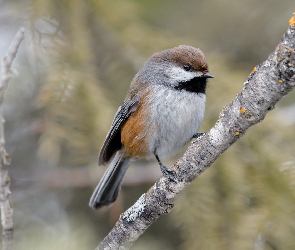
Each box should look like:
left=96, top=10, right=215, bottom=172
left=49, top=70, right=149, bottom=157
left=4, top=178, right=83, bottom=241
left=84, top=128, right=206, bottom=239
left=97, top=14, right=295, bottom=250
left=0, top=28, right=25, bottom=250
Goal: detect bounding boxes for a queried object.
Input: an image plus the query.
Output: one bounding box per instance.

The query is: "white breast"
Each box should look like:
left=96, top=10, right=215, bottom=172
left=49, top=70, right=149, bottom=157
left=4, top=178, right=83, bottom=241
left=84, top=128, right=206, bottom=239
left=145, top=85, right=206, bottom=159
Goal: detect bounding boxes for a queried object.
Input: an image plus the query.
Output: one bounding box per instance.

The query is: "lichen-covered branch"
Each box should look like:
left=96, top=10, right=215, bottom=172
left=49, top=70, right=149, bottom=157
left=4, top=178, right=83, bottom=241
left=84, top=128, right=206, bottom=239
left=0, top=28, right=25, bottom=250
left=97, top=14, right=295, bottom=250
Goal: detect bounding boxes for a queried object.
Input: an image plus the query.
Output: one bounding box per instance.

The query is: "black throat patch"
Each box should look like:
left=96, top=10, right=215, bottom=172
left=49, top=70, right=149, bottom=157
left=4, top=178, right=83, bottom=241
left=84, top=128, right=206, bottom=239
left=174, top=77, right=207, bottom=94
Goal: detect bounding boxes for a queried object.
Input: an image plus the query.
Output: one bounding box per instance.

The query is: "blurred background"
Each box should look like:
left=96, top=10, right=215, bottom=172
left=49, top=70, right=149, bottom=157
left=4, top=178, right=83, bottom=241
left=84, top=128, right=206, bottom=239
left=0, top=0, right=295, bottom=249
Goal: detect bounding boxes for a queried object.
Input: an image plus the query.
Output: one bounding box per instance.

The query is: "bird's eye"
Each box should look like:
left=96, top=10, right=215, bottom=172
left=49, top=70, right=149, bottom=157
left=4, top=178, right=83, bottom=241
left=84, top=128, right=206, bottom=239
left=183, top=64, right=191, bottom=71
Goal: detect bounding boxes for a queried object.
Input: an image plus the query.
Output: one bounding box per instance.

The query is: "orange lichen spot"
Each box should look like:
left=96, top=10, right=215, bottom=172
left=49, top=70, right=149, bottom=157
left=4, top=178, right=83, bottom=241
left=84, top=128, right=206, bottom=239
left=240, top=106, right=246, bottom=114
left=235, top=131, right=240, bottom=136
left=250, top=66, right=257, bottom=75
left=289, top=17, right=295, bottom=27
left=278, top=79, right=283, bottom=83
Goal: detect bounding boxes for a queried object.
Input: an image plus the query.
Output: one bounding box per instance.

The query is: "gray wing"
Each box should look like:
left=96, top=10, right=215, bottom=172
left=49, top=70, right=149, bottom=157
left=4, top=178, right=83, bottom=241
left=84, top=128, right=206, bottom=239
left=98, top=99, right=139, bottom=165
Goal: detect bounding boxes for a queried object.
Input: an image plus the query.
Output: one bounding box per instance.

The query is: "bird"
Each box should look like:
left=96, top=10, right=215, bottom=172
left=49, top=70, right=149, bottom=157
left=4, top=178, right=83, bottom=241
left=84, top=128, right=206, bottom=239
left=89, top=45, right=214, bottom=209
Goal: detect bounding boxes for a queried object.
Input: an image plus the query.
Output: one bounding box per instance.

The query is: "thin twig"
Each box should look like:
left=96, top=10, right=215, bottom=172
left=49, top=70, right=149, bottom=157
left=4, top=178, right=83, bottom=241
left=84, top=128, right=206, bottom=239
left=0, top=28, right=25, bottom=250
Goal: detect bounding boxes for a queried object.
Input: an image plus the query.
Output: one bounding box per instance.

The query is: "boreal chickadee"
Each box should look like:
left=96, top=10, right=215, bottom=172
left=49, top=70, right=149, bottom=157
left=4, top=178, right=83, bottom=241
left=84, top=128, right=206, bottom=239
left=89, top=45, right=214, bottom=209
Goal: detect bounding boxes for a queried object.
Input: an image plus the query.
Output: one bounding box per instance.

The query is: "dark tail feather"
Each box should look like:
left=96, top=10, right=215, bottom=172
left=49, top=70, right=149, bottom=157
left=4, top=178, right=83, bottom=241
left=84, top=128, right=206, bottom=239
left=89, top=152, right=131, bottom=209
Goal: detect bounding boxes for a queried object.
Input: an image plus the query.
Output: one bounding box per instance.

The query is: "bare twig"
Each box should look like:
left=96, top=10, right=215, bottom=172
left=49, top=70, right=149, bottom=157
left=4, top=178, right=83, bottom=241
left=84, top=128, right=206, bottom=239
left=0, top=28, right=25, bottom=250
left=97, top=13, right=295, bottom=250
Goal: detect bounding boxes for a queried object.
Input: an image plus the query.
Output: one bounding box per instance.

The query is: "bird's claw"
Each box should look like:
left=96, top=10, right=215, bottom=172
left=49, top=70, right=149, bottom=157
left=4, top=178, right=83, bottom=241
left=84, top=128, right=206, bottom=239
left=160, top=164, right=177, bottom=183
left=192, top=132, right=206, bottom=139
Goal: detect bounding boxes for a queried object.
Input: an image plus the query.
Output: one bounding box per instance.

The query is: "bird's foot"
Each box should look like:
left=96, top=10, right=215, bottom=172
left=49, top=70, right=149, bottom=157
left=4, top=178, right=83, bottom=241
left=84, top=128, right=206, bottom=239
left=155, top=154, right=177, bottom=182
left=160, top=163, right=177, bottom=182
left=192, top=132, right=206, bottom=139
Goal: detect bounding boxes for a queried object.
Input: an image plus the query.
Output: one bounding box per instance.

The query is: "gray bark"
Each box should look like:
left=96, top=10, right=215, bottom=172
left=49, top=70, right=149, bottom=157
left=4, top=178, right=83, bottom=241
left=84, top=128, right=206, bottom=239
left=0, top=28, right=24, bottom=250
left=97, top=15, right=295, bottom=250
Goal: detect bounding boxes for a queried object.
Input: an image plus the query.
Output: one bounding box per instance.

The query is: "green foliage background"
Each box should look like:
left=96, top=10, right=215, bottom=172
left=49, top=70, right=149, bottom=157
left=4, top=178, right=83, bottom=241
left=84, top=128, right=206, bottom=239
left=0, top=0, right=295, bottom=249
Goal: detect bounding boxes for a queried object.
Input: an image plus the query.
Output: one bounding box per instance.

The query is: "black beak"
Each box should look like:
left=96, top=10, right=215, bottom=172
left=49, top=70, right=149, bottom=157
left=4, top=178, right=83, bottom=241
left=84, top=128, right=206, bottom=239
left=201, top=72, right=214, bottom=78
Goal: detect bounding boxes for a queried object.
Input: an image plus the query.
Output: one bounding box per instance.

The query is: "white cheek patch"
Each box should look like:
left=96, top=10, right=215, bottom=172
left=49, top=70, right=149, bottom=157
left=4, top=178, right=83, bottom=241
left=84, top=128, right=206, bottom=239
left=166, top=66, right=202, bottom=82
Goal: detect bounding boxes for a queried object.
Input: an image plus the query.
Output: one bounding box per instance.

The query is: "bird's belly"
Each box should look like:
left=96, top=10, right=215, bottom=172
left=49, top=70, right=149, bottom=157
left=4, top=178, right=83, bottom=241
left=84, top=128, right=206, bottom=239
left=147, top=87, right=206, bottom=159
